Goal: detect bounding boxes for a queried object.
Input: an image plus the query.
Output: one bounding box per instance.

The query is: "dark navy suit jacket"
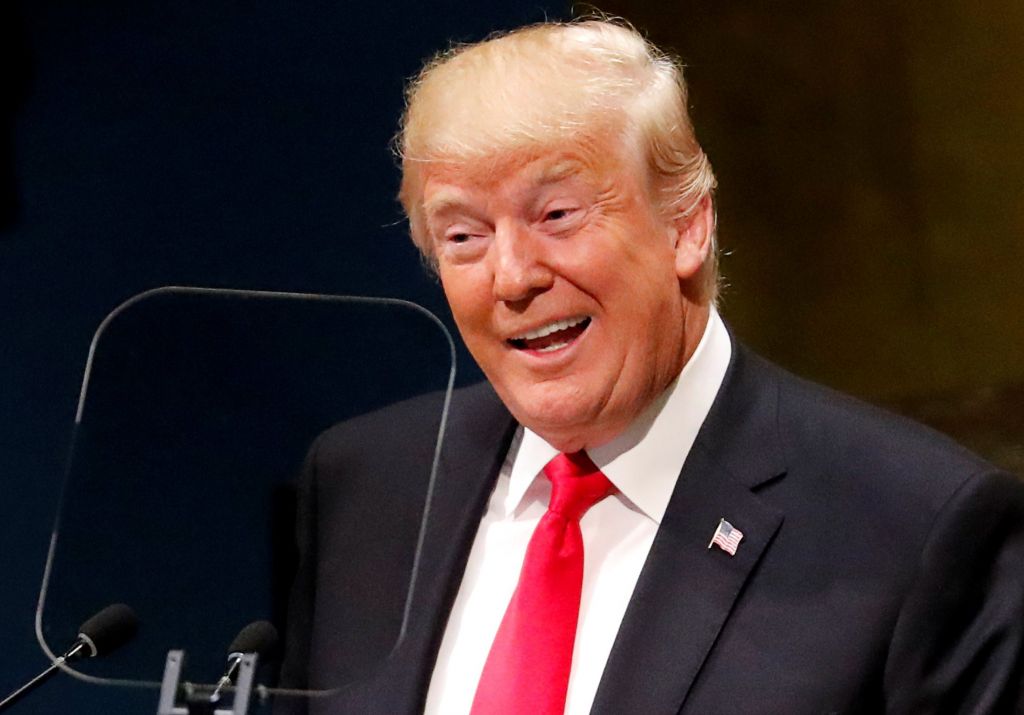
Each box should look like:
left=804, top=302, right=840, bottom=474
left=278, top=343, right=1024, bottom=714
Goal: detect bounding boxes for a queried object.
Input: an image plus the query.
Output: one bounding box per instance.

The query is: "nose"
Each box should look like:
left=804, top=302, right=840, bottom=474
left=491, top=221, right=554, bottom=306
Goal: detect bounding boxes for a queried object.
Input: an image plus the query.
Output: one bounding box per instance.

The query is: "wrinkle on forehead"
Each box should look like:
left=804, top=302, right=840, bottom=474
left=420, top=131, right=634, bottom=199
left=421, top=158, right=598, bottom=228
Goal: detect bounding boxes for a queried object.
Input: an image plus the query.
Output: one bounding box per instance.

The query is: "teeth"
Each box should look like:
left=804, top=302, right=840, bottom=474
left=512, top=316, right=589, bottom=341
left=536, top=340, right=572, bottom=353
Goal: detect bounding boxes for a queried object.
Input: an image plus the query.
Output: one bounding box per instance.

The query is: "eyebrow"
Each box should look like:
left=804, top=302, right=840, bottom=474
left=422, top=189, right=472, bottom=219
left=532, top=159, right=586, bottom=186
left=421, top=157, right=590, bottom=218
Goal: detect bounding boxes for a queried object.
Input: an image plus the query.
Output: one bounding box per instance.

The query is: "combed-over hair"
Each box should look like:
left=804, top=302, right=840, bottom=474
left=397, top=19, right=719, bottom=301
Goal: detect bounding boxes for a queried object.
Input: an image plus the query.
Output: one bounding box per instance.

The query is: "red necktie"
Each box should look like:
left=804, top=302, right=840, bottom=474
left=470, top=451, right=614, bottom=715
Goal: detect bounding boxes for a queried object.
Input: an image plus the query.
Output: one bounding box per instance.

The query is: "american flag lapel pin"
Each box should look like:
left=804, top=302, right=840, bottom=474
left=708, top=518, right=744, bottom=556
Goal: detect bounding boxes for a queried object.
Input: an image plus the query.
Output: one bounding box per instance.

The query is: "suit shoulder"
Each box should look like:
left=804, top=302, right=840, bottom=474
left=313, top=379, right=507, bottom=464
left=744, top=349, right=998, bottom=503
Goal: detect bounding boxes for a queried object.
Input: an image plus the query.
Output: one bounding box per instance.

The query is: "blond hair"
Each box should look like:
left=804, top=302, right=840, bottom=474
left=397, top=19, right=719, bottom=300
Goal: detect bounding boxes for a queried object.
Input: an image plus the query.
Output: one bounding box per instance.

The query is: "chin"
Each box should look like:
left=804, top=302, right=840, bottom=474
left=499, top=378, right=605, bottom=445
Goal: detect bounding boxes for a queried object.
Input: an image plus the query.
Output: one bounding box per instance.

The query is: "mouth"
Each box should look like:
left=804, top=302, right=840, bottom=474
left=507, top=315, right=592, bottom=353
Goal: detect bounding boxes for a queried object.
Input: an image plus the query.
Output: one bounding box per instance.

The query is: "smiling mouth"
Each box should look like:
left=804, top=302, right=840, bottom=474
left=508, top=316, right=592, bottom=353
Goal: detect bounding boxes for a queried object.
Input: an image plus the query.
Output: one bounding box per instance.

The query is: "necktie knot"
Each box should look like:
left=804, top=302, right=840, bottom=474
left=544, top=451, right=614, bottom=521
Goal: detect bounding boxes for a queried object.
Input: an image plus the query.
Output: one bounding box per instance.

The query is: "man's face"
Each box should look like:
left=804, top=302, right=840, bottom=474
left=421, top=134, right=710, bottom=450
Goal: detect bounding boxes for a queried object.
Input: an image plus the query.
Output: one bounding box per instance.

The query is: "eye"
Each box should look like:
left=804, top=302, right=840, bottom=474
left=440, top=225, right=480, bottom=245
left=437, top=226, right=489, bottom=263
left=544, top=207, right=576, bottom=222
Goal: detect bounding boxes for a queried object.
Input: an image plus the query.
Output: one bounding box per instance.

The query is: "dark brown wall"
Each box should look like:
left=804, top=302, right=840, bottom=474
left=600, top=2, right=1024, bottom=470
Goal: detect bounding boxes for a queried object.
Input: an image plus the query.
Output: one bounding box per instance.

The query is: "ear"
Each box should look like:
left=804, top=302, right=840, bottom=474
left=669, top=195, right=714, bottom=281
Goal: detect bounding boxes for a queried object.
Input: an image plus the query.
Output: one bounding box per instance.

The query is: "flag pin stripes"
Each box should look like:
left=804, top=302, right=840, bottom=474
left=708, top=518, right=743, bottom=556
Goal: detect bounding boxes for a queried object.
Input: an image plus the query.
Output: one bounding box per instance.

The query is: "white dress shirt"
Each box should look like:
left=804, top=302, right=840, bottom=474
left=424, top=310, right=732, bottom=715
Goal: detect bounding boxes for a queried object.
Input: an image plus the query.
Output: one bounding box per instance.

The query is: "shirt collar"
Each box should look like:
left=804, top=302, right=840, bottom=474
left=504, top=309, right=732, bottom=523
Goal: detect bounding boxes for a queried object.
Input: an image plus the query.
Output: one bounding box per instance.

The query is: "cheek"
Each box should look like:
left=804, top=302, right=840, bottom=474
left=439, top=267, right=493, bottom=334
left=572, top=244, right=671, bottom=302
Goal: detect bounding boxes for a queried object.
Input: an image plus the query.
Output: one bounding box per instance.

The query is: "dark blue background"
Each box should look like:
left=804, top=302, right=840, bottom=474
left=0, top=2, right=561, bottom=711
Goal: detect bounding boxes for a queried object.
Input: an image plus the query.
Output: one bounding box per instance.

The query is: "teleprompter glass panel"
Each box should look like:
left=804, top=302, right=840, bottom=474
left=36, top=287, right=455, bottom=700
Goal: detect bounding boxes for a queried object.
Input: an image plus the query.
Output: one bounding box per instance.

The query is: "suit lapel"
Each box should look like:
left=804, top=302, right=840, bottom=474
left=315, top=383, right=515, bottom=715
left=592, top=344, right=787, bottom=714
left=393, top=382, right=517, bottom=710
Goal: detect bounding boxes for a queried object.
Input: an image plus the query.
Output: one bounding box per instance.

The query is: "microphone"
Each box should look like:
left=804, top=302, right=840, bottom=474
left=0, top=603, right=139, bottom=711
left=75, top=603, right=140, bottom=658
left=208, top=621, right=278, bottom=702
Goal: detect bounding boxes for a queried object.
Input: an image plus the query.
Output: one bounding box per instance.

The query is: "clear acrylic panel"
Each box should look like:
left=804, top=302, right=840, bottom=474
left=35, top=287, right=455, bottom=703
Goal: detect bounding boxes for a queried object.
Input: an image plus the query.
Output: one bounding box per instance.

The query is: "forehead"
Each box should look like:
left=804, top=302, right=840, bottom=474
left=423, top=155, right=583, bottom=204
left=419, top=134, right=639, bottom=210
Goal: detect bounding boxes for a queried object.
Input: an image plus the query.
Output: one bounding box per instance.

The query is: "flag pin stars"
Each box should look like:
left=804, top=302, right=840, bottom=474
left=708, top=518, right=743, bottom=556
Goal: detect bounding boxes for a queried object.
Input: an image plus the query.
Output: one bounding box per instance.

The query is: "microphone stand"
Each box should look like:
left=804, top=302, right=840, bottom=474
left=0, top=643, right=88, bottom=711
left=156, top=650, right=261, bottom=715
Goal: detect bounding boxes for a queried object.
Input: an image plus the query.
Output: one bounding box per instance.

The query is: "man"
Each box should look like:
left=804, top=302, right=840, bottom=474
left=280, top=20, right=1024, bottom=713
